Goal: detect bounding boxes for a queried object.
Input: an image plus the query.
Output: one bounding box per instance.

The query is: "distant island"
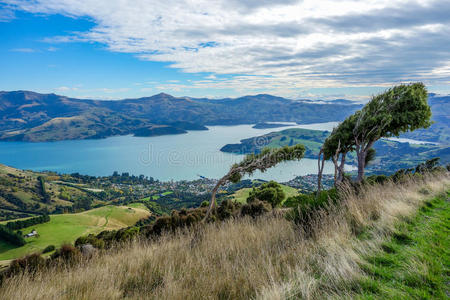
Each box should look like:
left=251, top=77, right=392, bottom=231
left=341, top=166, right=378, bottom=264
left=133, top=125, right=188, bottom=137
left=134, top=122, right=208, bottom=137
left=220, top=128, right=450, bottom=173
left=252, top=122, right=293, bottom=129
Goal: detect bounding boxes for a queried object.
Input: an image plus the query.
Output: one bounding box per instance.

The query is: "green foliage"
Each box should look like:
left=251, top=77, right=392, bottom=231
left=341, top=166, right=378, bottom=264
left=42, top=245, right=55, bottom=253
left=247, top=181, right=286, bottom=207
left=364, top=148, right=376, bottom=166
left=75, top=234, right=105, bottom=249
left=286, top=189, right=339, bottom=234
left=323, top=114, right=358, bottom=159
left=391, top=158, right=444, bottom=183
left=37, top=176, right=51, bottom=203
left=355, top=83, right=431, bottom=142
left=230, top=144, right=305, bottom=180
left=0, top=224, right=26, bottom=246
left=217, top=199, right=241, bottom=220
left=366, top=174, right=388, bottom=185
left=5, top=214, right=50, bottom=230
left=240, top=200, right=272, bottom=218
left=50, top=244, right=81, bottom=263
left=8, top=253, right=46, bottom=275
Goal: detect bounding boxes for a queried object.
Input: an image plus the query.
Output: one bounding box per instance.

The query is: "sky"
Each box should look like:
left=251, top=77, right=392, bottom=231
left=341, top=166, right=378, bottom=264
left=0, top=0, right=449, bottom=101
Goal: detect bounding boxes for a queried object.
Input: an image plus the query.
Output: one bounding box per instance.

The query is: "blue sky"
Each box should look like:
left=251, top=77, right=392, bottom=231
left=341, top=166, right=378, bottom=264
left=1, top=0, right=449, bottom=101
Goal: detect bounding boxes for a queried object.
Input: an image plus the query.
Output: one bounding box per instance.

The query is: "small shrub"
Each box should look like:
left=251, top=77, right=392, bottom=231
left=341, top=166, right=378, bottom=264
left=51, top=244, right=81, bottom=263
left=8, top=253, right=46, bottom=275
left=42, top=245, right=55, bottom=253
left=240, top=200, right=271, bottom=218
left=286, top=189, right=339, bottom=233
left=247, top=181, right=285, bottom=208
left=75, top=234, right=105, bottom=249
left=217, top=199, right=240, bottom=220
left=366, top=174, right=388, bottom=185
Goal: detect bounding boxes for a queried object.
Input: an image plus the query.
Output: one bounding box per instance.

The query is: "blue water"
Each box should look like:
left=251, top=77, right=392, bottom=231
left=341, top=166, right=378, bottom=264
left=0, top=122, right=342, bottom=181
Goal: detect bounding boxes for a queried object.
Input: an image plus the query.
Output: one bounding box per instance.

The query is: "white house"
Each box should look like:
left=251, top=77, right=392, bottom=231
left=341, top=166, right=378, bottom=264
left=25, top=230, right=37, bottom=238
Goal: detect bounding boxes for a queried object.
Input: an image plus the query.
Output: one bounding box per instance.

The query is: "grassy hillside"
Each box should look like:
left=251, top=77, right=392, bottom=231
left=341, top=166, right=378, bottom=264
left=231, top=183, right=299, bottom=204
left=0, top=204, right=149, bottom=261
left=0, top=164, right=87, bottom=220
left=354, top=192, right=449, bottom=299
left=0, top=173, right=447, bottom=299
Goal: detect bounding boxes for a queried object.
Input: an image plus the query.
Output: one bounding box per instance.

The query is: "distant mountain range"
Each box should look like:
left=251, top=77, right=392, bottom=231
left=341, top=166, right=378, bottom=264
left=0, top=91, right=447, bottom=143
left=0, top=91, right=362, bottom=142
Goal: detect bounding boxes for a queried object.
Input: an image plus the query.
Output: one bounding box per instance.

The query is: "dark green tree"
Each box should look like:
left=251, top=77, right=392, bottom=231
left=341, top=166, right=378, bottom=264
left=352, top=83, right=431, bottom=181
left=247, top=181, right=286, bottom=207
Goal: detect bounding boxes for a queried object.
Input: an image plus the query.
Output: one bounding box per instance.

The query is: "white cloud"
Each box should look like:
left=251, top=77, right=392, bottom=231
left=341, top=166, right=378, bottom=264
left=11, top=47, right=35, bottom=52
left=5, top=0, right=450, bottom=94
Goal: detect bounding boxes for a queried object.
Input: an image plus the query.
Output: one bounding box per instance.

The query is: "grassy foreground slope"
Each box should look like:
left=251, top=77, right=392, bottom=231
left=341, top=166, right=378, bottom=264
left=355, top=191, right=449, bottom=299
left=0, top=174, right=448, bottom=299
left=0, top=203, right=149, bottom=261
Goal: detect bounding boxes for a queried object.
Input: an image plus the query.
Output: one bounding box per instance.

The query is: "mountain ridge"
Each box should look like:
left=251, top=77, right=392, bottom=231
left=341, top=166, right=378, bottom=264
left=0, top=90, right=363, bottom=142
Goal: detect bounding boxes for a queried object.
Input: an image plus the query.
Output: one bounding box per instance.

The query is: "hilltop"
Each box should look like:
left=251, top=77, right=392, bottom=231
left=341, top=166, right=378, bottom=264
left=0, top=170, right=448, bottom=299
left=0, top=91, right=361, bottom=142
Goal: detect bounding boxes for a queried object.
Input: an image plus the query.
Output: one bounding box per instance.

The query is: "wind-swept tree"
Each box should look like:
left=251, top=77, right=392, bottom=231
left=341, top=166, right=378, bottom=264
left=352, top=83, right=431, bottom=181
left=205, top=144, right=305, bottom=219
left=317, top=82, right=431, bottom=188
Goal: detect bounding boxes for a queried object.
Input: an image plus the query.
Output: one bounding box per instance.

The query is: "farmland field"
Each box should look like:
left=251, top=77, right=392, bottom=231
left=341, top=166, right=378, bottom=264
left=0, top=204, right=150, bottom=261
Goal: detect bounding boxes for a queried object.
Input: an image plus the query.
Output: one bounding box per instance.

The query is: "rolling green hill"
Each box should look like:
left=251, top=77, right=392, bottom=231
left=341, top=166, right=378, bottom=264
left=0, top=203, right=149, bottom=261
left=0, top=164, right=96, bottom=220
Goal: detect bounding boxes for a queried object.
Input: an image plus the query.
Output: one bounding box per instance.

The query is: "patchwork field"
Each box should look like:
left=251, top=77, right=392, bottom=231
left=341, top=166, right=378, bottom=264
left=0, top=203, right=150, bottom=261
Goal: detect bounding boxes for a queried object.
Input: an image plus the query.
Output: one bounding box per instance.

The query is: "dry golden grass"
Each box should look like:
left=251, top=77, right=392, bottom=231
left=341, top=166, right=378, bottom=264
left=0, top=173, right=448, bottom=300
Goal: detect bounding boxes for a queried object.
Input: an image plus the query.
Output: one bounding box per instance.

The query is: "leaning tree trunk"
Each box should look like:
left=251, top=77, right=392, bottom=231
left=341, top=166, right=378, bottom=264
left=204, top=176, right=227, bottom=221
left=317, top=148, right=325, bottom=197
left=331, top=141, right=341, bottom=186
left=336, top=151, right=347, bottom=184
left=356, top=148, right=366, bottom=182
left=332, top=157, right=338, bottom=184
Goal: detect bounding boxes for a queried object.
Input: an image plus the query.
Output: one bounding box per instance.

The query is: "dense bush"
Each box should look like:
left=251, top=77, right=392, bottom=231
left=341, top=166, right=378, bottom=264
left=5, top=214, right=50, bottom=230
left=365, top=174, right=389, bottom=185
left=217, top=199, right=241, bottom=220
left=149, top=207, right=207, bottom=236
left=241, top=200, right=272, bottom=218
left=8, top=253, right=46, bottom=275
left=42, top=245, right=55, bottom=253
left=75, top=234, right=105, bottom=249
left=285, top=189, right=339, bottom=233
left=247, top=181, right=285, bottom=208
left=50, top=244, right=81, bottom=263
left=0, top=225, right=26, bottom=246
left=37, top=176, right=51, bottom=203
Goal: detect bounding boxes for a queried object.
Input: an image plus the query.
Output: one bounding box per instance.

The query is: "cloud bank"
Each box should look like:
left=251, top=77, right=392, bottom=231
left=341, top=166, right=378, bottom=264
left=3, top=0, right=450, bottom=96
